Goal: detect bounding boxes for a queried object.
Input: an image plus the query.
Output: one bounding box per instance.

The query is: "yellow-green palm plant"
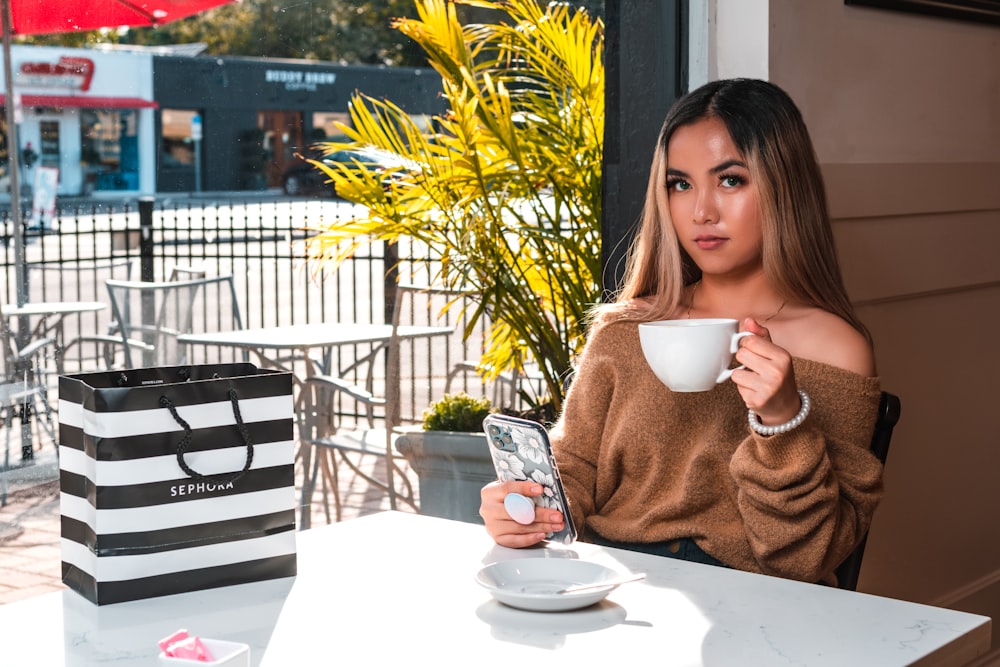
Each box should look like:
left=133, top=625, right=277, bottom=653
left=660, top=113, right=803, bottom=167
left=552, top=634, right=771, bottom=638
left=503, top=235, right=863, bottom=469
left=302, top=0, right=603, bottom=414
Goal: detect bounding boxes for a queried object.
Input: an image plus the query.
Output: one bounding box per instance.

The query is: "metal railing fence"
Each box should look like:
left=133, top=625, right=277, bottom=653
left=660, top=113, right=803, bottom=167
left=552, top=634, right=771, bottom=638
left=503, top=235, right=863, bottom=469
left=1, top=197, right=494, bottom=426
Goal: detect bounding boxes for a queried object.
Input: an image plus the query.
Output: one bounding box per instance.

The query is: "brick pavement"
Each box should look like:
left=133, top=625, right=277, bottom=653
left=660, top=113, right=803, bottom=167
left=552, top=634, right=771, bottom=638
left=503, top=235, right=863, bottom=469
left=0, top=447, right=419, bottom=605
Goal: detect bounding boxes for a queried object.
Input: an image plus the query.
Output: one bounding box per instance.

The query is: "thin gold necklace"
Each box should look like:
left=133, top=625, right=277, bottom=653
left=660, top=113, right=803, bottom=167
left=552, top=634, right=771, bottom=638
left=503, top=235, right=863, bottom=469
left=685, top=281, right=787, bottom=324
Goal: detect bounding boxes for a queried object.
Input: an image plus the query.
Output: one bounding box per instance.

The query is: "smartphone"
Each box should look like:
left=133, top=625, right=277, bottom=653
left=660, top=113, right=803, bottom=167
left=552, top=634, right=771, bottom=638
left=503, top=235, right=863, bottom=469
left=482, top=413, right=578, bottom=544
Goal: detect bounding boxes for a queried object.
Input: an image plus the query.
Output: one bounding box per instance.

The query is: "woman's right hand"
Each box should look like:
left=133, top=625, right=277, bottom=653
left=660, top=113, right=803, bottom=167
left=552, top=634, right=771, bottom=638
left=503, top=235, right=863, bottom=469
left=480, top=480, right=566, bottom=548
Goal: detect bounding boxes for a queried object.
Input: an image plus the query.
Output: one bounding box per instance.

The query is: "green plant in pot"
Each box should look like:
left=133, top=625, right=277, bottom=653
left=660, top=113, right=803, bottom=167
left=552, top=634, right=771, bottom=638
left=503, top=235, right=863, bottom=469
left=301, top=0, right=604, bottom=420
left=396, top=392, right=498, bottom=524
left=421, top=392, right=493, bottom=432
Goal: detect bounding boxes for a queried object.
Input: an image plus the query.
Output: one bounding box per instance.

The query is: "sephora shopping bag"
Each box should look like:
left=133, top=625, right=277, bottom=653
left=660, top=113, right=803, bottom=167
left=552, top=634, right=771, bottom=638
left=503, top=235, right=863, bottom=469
left=58, top=363, right=297, bottom=605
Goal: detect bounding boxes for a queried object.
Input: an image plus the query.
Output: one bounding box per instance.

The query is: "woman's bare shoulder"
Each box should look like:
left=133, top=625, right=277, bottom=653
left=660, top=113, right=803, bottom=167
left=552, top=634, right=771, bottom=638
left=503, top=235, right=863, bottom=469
left=774, top=306, right=876, bottom=377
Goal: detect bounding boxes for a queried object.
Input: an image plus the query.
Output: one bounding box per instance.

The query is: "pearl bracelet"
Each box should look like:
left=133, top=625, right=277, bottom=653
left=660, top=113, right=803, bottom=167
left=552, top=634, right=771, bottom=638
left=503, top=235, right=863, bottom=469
left=747, top=390, right=811, bottom=436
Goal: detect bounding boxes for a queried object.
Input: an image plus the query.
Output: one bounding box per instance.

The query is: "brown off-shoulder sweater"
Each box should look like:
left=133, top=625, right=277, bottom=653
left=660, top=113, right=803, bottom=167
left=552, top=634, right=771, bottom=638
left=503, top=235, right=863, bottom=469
left=550, top=312, right=883, bottom=585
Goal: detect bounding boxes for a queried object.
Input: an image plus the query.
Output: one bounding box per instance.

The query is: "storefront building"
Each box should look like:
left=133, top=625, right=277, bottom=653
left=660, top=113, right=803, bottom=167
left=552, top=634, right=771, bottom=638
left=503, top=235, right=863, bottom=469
left=0, top=47, right=444, bottom=197
left=0, top=45, right=157, bottom=197
left=152, top=55, right=445, bottom=192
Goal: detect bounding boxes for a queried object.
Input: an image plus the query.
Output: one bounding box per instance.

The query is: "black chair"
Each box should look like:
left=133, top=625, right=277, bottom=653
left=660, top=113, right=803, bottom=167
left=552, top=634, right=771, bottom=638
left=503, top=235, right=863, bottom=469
left=834, top=391, right=901, bottom=591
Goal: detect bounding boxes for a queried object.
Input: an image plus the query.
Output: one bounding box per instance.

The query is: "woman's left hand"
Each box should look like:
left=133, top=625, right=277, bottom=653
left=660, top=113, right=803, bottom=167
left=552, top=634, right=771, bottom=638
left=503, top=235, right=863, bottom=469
left=731, top=318, right=802, bottom=425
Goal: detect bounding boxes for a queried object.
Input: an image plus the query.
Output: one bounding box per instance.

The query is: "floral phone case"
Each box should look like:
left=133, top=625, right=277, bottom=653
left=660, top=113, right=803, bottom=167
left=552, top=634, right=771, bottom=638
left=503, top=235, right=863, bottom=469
left=482, top=413, right=577, bottom=544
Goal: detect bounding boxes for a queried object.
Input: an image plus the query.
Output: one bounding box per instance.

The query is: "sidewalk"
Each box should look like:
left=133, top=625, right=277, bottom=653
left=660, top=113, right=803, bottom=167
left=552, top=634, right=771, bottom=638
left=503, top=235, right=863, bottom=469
left=0, top=450, right=61, bottom=604
left=0, top=446, right=418, bottom=605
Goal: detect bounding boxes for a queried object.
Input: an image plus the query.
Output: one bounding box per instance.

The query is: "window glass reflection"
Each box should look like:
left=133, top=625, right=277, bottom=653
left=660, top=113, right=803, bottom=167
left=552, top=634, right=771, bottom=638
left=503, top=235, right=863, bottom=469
left=80, top=108, right=139, bottom=191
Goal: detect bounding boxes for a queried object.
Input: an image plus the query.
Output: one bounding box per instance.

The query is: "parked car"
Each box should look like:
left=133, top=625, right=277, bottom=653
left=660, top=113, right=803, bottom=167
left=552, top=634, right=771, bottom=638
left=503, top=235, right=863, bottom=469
left=282, top=146, right=410, bottom=197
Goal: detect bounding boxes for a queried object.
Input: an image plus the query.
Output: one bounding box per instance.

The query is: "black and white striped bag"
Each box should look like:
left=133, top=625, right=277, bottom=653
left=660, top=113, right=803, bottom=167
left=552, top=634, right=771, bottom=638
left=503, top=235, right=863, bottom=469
left=58, top=363, right=297, bottom=605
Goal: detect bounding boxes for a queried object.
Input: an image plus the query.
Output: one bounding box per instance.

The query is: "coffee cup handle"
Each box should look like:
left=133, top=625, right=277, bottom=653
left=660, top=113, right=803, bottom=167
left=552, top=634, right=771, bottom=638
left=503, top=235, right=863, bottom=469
left=716, top=331, right=755, bottom=384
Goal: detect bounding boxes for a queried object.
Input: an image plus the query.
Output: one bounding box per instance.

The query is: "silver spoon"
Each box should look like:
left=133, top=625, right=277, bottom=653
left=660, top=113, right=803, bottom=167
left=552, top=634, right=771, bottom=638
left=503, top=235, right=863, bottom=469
left=558, top=572, right=646, bottom=594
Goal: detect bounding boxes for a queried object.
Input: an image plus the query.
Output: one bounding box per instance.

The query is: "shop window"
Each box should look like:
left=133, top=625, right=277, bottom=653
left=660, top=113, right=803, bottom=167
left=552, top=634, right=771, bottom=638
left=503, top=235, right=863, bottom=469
left=161, top=108, right=198, bottom=169
left=80, top=109, right=139, bottom=191
left=40, top=121, right=61, bottom=171
left=256, top=110, right=303, bottom=188
left=310, top=111, right=351, bottom=142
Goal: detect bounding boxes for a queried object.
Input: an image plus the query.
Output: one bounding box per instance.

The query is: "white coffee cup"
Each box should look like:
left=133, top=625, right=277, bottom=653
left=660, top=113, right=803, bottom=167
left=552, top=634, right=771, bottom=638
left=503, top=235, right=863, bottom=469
left=638, top=318, right=753, bottom=392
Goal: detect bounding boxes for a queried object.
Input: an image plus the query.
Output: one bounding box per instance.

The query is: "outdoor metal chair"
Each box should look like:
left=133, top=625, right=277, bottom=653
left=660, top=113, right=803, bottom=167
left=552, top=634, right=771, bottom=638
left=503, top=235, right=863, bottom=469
left=27, top=259, right=134, bottom=303
left=295, top=283, right=466, bottom=526
left=0, top=322, right=57, bottom=506
left=0, top=381, right=52, bottom=506
left=28, top=259, right=134, bottom=374
left=99, top=275, right=245, bottom=369
left=445, top=358, right=549, bottom=412
left=441, top=294, right=549, bottom=412
left=834, top=390, right=901, bottom=591
left=168, top=264, right=208, bottom=281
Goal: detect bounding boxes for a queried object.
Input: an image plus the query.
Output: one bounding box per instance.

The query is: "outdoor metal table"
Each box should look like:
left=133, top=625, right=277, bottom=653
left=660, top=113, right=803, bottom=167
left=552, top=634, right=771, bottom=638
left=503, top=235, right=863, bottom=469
left=177, top=322, right=455, bottom=526
left=1, top=300, right=106, bottom=461
left=0, top=301, right=106, bottom=320
left=177, top=322, right=453, bottom=376
left=0, top=511, right=990, bottom=666
left=1, top=300, right=106, bottom=372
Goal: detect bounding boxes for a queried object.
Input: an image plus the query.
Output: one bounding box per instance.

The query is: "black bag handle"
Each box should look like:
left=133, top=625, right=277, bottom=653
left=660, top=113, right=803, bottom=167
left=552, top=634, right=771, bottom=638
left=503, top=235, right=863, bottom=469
left=159, top=386, right=255, bottom=484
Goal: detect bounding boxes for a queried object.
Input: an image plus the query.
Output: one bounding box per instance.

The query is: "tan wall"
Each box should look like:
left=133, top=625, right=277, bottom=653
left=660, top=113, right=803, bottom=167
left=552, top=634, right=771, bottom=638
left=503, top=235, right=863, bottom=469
left=767, top=0, right=1000, bottom=660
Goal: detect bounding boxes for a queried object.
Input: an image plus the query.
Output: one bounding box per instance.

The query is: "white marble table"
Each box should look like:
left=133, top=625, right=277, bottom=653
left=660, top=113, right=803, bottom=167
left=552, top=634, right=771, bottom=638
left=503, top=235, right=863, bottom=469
left=0, top=511, right=990, bottom=666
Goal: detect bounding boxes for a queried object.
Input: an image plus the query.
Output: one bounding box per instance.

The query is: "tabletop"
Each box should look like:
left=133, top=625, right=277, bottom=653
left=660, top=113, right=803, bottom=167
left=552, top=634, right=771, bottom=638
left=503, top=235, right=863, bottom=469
left=1, top=301, right=105, bottom=317
left=177, top=322, right=453, bottom=351
left=0, top=511, right=989, bottom=666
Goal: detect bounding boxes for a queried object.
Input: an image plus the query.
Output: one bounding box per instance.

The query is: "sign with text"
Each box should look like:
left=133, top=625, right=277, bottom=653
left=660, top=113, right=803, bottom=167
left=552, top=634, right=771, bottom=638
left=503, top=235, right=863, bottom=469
left=16, top=56, right=96, bottom=91
left=264, top=69, right=336, bottom=92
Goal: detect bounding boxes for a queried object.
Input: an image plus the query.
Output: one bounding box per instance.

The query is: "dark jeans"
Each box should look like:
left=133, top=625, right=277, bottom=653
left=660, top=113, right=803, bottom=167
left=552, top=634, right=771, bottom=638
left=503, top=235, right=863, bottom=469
left=589, top=534, right=729, bottom=568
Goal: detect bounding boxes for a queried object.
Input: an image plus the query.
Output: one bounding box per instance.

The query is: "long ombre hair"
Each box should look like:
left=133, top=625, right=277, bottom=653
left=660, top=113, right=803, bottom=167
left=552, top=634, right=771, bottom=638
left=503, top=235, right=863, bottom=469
left=602, top=78, right=870, bottom=342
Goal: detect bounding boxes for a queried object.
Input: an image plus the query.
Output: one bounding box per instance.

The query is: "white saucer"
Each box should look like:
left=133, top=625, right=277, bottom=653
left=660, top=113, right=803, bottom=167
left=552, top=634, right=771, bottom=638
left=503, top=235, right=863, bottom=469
left=475, top=559, right=625, bottom=612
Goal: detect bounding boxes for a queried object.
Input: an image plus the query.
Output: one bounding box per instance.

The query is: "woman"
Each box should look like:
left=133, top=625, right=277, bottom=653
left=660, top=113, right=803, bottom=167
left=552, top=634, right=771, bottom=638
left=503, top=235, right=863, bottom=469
left=479, top=78, right=883, bottom=585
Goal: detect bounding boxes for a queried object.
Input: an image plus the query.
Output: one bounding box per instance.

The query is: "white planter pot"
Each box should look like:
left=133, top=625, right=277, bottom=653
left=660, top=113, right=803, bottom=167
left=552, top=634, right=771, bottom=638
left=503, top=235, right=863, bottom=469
left=396, top=430, right=494, bottom=524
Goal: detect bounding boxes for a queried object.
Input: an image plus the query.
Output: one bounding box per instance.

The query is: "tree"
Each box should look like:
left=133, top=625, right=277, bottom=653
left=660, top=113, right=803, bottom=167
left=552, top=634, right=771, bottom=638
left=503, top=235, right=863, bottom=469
left=302, top=0, right=604, bottom=415
left=21, top=0, right=428, bottom=66
left=20, top=1, right=602, bottom=67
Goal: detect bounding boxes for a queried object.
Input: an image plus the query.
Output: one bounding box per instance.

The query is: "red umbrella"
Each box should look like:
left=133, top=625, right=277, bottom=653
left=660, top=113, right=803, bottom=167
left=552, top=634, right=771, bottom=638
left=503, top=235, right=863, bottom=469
left=1, top=0, right=235, bottom=307
left=0, top=0, right=234, bottom=36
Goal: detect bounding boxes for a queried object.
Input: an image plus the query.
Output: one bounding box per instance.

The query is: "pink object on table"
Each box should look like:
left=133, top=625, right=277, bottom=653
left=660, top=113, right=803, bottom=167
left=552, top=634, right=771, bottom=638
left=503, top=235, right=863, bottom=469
left=159, top=629, right=190, bottom=653
left=159, top=630, right=215, bottom=662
